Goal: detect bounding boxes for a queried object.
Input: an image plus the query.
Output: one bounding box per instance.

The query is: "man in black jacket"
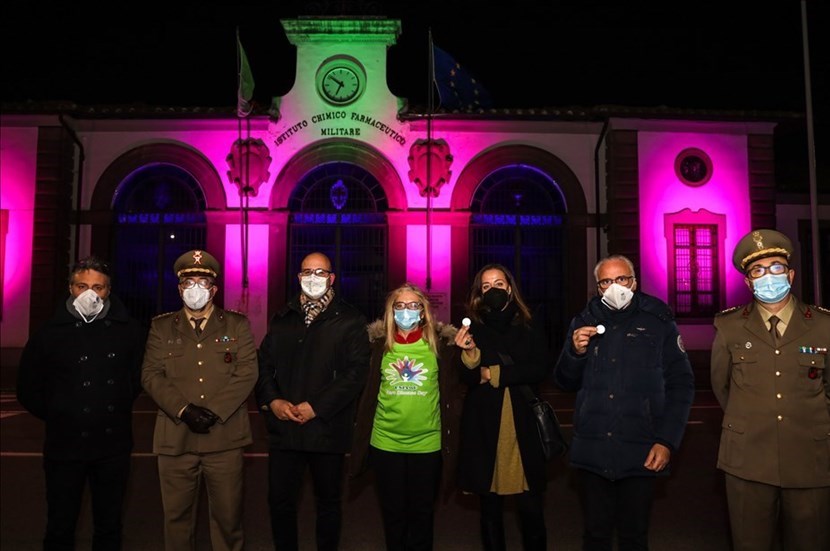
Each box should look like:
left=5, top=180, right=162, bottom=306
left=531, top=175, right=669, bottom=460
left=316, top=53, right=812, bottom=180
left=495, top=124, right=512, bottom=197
left=256, top=251, right=370, bottom=551
left=17, top=256, right=145, bottom=550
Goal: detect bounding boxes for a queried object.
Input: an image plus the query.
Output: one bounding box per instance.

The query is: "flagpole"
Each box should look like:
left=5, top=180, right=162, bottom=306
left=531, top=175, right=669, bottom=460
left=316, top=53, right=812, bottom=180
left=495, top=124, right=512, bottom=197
left=800, top=0, right=821, bottom=304
left=238, top=117, right=250, bottom=312
left=426, top=29, right=435, bottom=291
left=236, top=27, right=252, bottom=312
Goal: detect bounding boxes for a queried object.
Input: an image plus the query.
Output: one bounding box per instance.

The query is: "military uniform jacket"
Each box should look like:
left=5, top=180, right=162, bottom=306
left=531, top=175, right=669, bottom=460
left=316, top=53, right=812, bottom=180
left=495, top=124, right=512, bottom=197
left=711, top=296, right=830, bottom=488
left=142, top=307, right=257, bottom=456
left=17, top=295, right=145, bottom=461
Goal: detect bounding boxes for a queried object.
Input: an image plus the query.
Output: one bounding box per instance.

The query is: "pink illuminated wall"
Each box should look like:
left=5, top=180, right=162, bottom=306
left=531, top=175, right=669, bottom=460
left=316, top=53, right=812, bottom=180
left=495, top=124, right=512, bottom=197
left=224, top=224, right=270, bottom=343
left=405, top=225, right=452, bottom=322
left=0, top=126, right=38, bottom=345
left=637, top=131, right=754, bottom=308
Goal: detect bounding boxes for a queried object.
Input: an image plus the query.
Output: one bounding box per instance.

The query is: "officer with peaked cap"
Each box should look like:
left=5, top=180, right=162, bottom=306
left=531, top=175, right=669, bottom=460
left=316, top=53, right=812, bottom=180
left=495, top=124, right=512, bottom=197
left=711, top=229, right=830, bottom=551
left=142, top=249, right=257, bottom=551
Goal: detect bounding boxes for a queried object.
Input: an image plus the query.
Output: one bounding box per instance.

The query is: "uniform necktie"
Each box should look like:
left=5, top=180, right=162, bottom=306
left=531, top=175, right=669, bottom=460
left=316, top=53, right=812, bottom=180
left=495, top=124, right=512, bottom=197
left=192, top=317, right=205, bottom=335
left=768, top=315, right=780, bottom=347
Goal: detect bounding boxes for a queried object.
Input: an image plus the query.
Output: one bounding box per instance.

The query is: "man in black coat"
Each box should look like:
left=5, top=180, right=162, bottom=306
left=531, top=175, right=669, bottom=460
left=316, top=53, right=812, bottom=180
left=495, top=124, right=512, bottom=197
left=17, top=256, right=145, bottom=550
left=255, top=251, right=370, bottom=551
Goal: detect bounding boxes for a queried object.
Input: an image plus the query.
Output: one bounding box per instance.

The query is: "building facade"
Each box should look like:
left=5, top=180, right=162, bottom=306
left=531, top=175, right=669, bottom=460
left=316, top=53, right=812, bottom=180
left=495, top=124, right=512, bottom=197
left=2, top=17, right=824, bottom=382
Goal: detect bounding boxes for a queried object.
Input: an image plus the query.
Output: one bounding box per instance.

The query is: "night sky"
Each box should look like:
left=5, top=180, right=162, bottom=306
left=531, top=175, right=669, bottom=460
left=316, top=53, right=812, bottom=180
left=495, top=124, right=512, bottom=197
left=2, top=1, right=827, bottom=187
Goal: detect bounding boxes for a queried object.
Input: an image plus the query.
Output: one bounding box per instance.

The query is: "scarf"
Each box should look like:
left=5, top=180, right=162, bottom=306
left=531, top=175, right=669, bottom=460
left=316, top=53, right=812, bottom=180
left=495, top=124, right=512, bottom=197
left=300, top=287, right=335, bottom=326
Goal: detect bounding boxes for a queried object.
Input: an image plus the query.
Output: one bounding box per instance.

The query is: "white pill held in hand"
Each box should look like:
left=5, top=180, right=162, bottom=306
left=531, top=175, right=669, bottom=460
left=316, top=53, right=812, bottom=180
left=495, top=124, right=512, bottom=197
left=595, top=324, right=606, bottom=335
left=462, top=317, right=472, bottom=327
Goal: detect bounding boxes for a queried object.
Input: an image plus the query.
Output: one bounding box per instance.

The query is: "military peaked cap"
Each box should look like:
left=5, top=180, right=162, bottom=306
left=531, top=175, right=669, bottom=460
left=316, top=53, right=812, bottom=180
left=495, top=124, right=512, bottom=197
left=732, top=229, right=793, bottom=272
left=174, top=249, right=220, bottom=278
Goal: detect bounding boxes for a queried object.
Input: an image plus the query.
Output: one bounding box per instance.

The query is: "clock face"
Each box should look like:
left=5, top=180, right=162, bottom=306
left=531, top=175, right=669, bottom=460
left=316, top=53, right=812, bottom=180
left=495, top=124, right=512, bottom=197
left=321, top=66, right=360, bottom=104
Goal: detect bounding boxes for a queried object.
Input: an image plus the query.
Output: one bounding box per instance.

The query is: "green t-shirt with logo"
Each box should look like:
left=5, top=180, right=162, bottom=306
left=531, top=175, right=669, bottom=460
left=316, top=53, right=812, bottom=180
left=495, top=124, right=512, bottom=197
left=370, top=338, right=441, bottom=453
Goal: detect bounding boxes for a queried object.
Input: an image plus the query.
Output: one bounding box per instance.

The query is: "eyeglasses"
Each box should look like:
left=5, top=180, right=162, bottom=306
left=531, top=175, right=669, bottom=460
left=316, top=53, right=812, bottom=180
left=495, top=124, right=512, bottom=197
left=597, top=275, right=635, bottom=289
left=299, top=268, right=332, bottom=278
left=393, top=301, right=423, bottom=311
left=747, top=263, right=789, bottom=279
left=179, top=278, right=214, bottom=289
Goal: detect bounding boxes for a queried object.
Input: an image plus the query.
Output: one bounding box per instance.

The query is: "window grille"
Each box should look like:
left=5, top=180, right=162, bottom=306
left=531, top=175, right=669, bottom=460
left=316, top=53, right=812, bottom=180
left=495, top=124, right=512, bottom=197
left=672, top=224, right=718, bottom=316
left=470, top=165, right=567, bottom=352
left=111, top=164, right=206, bottom=326
left=288, top=162, right=387, bottom=320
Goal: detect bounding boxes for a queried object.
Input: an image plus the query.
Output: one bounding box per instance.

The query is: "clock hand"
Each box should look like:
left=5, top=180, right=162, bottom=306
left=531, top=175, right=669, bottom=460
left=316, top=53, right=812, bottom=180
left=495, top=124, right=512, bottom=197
left=328, top=75, right=345, bottom=87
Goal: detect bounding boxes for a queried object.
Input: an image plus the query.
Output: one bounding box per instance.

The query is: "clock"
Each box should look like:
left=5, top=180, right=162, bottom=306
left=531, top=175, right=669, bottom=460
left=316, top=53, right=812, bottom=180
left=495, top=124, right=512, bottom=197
left=321, top=67, right=360, bottom=104
left=316, top=57, right=365, bottom=106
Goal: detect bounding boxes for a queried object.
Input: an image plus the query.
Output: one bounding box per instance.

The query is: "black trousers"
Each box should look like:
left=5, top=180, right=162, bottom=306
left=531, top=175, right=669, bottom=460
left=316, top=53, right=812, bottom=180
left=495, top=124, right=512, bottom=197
left=577, top=469, right=656, bottom=551
left=479, top=491, right=547, bottom=551
left=370, top=446, right=442, bottom=551
left=43, top=454, right=131, bottom=551
left=267, top=449, right=345, bottom=551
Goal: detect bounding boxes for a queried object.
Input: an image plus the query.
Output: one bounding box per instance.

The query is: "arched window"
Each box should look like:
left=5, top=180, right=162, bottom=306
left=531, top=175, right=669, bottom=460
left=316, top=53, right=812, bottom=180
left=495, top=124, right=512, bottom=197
left=470, top=165, right=567, bottom=351
left=288, top=162, right=387, bottom=320
left=111, top=164, right=207, bottom=326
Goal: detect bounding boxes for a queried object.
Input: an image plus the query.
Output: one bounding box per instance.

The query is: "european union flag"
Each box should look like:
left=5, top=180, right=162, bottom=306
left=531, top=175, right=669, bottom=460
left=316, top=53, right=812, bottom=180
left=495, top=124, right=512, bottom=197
left=432, top=44, right=493, bottom=112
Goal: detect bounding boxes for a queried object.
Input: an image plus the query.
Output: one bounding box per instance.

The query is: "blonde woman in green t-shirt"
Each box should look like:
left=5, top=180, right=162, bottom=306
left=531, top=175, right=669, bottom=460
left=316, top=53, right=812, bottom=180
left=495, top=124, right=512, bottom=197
left=349, top=283, right=462, bottom=550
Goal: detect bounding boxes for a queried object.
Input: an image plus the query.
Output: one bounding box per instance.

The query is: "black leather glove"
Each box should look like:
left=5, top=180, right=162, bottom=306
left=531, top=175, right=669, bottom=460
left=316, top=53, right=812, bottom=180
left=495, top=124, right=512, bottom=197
left=180, top=404, right=219, bottom=434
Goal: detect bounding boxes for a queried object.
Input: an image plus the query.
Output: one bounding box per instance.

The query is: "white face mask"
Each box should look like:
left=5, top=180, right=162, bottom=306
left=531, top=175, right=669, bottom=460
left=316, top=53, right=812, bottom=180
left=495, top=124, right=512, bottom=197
left=301, top=274, right=329, bottom=300
left=73, top=289, right=104, bottom=322
left=182, top=286, right=211, bottom=310
left=601, top=283, right=634, bottom=310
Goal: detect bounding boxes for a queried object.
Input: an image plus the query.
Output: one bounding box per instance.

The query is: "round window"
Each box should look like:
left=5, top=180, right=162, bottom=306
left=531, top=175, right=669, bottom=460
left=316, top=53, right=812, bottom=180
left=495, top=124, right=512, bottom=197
left=675, top=148, right=713, bottom=186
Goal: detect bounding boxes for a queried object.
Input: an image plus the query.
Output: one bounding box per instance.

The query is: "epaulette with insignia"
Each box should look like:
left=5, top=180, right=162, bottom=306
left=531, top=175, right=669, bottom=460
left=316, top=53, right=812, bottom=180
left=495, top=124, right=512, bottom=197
left=224, top=309, right=248, bottom=317
left=810, top=305, right=830, bottom=316
left=715, top=305, right=743, bottom=317
left=152, top=311, right=177, bottom=320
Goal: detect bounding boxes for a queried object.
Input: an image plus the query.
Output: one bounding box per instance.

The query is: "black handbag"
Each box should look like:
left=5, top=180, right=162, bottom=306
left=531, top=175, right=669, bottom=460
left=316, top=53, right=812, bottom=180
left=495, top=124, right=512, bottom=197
left=520, top=386, right=568, bottom=460
left=497, top=354, right=568, bottom=460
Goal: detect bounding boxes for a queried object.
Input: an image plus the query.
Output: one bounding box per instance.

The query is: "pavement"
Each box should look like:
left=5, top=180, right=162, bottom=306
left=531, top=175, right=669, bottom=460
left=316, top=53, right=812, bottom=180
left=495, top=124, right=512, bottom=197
left=0, top=385, right=732, bottom=550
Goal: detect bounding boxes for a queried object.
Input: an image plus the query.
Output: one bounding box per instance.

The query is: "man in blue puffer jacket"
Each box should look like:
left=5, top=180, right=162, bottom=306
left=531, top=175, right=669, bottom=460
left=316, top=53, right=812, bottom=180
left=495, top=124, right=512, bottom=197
left=554, top=254, right=695, bottom=551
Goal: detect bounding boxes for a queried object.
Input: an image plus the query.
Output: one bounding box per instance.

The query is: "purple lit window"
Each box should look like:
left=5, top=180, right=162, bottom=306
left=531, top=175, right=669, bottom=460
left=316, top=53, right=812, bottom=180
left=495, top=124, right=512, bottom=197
left=672, top=224, right=718, bottom=316
left=288, top=162, right=388, bottom=319
left=111, top=164, right=207, bottom=325
left=470, top=164, right=567, bottom=349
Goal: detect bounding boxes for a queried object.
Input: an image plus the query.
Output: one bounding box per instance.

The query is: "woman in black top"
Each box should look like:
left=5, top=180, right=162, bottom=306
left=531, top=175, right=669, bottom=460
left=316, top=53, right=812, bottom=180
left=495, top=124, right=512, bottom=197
left=454, top=263, right=550, bottom=550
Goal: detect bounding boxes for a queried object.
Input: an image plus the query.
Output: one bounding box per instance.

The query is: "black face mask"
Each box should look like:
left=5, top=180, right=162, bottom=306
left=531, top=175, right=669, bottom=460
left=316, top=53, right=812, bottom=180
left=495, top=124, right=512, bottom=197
left=482, top=288, right=510, bottom=311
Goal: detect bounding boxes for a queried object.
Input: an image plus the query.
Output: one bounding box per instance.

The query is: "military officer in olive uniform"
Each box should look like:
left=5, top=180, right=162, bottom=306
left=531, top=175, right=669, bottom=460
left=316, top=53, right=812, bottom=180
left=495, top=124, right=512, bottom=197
left=142, top=250, right=257, bottom=551
left=711, top=229, right=830, bottom=551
